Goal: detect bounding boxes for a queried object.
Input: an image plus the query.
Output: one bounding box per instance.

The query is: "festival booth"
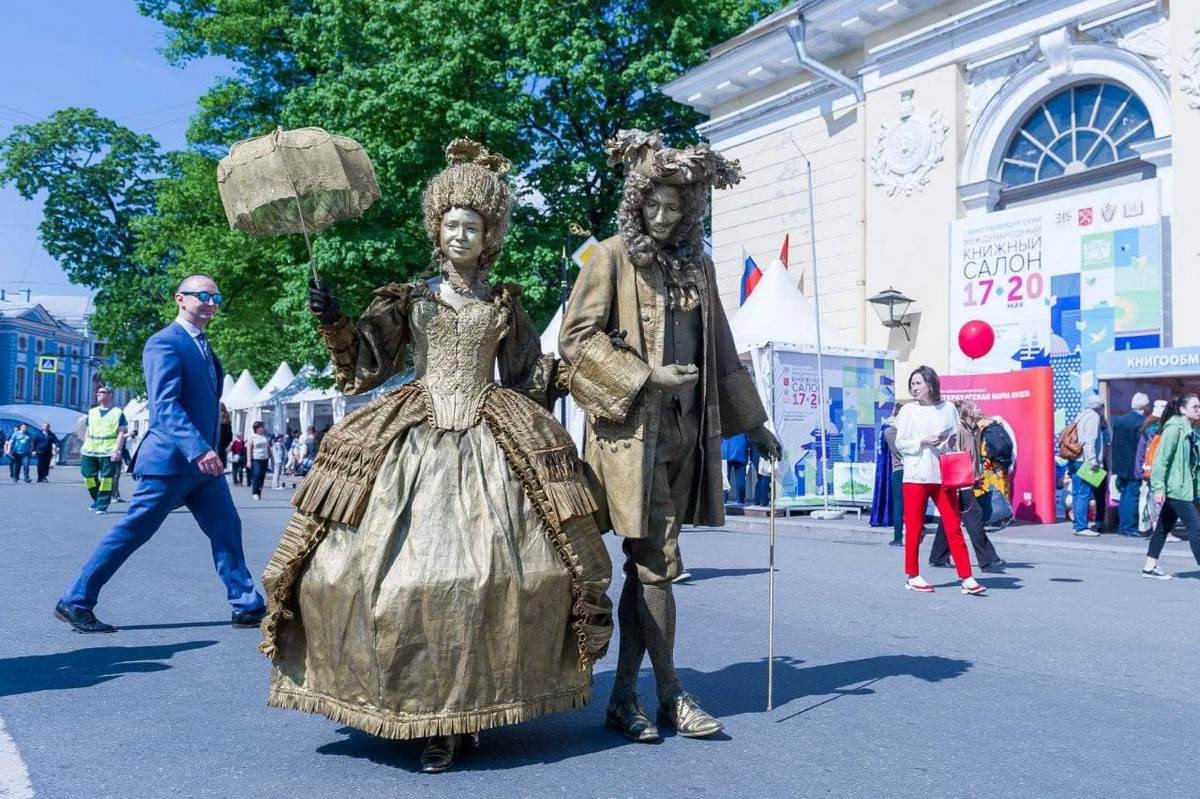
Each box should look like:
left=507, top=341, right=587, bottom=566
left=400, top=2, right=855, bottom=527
left=243, top=362, right=294, bottom=438
left=1095, top=346, right=1200, bottom=413
left=731, top=260, right=896, bottom=509
left=221, top=369, right=261, bottom=440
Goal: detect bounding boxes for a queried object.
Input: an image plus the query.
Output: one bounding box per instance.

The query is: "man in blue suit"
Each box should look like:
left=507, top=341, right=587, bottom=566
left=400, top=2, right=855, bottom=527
left=56, top=274, right=266, bottom=633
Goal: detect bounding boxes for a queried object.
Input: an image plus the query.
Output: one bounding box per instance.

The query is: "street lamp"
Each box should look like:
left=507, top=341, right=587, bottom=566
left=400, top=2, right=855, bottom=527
left=867, top=287, right=914, bottom=340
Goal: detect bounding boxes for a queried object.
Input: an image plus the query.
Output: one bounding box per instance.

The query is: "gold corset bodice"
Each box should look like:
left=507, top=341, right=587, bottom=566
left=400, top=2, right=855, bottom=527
left=410, top=298, right=509, bottom=430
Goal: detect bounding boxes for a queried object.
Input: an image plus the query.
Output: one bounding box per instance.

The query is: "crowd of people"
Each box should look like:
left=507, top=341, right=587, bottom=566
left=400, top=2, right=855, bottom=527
left=1, top=421, right=60, bottom=484
left=217, top=410, right=326, bottom=499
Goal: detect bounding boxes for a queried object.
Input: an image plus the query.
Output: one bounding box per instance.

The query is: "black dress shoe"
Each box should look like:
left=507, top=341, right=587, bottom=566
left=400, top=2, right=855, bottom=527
left=231, top=607, right=266, bottom=628
left=980, top=560, right=1007, bottom=573
left=929, top=560, right=954, bottom=568
left=605, top=696, right=660, bottom=742
left=420, top=735, right=462, bottom=773
left=658, top=691, right=723, bottom=738
left=54, top=600, right=115, bottom=633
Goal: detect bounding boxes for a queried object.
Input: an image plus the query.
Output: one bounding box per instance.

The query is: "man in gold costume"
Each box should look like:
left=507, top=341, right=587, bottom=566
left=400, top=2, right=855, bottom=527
left=559, top=130, right=780, bottom=742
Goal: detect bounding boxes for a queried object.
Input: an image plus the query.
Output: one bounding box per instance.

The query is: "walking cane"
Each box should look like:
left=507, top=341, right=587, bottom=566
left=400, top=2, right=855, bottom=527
left=767, top=455, right=777, bottom=711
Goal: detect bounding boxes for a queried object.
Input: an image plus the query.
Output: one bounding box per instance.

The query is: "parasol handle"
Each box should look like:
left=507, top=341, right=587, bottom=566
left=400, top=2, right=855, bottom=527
left=274, top=127, right=319, bottom=282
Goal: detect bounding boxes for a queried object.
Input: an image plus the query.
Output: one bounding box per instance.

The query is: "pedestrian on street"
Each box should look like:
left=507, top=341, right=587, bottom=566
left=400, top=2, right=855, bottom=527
left=79, top=386, right=127, bottom=513
left=930, top=400, right=1006, bottom=573
left=1067, top=394, right=1106, bottom=537
left=32, top=422, right=58, bottom=483
left=1141, top=393, right=1200, bottom=580
left=55, top=274, right=266, bottom=634
left=893, top=366, right=985, bottom=595
left=229, top=434, right=247, bottom=485
left=1112, top=392, right=1151, bottom=537
left=218, top=404, right=233, bottom=471
left=721, top=432, right=748, bottom=504
left=270, top=434, right=287, bottom=490
left=247, top=421, right=270, bottom=500
left=5, top=423, right=34, bottom=483
left=1135, top=400, right=1167, bottom=534
left=882, top=412, right=905, bottom=546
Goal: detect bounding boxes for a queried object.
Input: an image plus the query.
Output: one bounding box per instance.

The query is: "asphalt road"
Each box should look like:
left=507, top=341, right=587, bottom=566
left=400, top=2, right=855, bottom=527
left=1, top=469, right=1197, bottom=797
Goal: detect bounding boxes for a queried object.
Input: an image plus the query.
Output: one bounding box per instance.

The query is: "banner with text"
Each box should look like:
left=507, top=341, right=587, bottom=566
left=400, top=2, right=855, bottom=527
left=949, top=179, right=1164, bottom=431
left=941, top=367, right=1057, bottom=523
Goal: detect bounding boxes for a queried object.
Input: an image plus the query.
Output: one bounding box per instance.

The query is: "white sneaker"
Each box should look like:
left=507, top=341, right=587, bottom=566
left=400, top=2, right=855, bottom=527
left=1167, top=533, right=1185, bottom=543
left=905, top=576, right=934, bottom=593
left=1142, top=567, right=1173, bottom=580
left=1073, top=529, right=1101, bottom=537
left=961, top=577, right=986, bottom=595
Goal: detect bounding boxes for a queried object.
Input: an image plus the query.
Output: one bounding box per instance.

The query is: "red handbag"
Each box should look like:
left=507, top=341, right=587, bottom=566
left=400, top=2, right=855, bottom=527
left=939, top=451, right=975, bottom=489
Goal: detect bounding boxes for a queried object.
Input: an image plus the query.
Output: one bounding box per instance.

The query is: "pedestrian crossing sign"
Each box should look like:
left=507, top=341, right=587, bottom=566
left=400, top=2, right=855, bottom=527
left=36, top=356, right=58, bottom=374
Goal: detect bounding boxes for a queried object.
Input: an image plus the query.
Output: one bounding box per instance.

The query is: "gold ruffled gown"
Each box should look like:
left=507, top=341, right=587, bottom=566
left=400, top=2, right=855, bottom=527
left=260, top=281, right=613, bottom=739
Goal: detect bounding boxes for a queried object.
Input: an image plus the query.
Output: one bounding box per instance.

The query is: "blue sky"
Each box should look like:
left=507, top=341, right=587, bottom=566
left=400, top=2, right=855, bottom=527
left=0, top=2, right=230, bottom=298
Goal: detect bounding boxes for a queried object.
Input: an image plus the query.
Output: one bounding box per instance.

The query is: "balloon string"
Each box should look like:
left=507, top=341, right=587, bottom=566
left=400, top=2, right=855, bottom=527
left=274, top=128, right=318, bottom=282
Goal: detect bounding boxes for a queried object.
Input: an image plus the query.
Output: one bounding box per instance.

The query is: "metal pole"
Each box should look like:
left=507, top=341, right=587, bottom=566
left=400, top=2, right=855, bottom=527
left=768, top=454, right=777, bottom=712
left=559, top=243, right=569, bottom=428
left=806, top=158, right=833, bottom=515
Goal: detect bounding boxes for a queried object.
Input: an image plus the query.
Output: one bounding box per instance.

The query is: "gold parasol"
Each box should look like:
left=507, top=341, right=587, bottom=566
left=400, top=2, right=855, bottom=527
left=216, top=126, right=381, bottom=279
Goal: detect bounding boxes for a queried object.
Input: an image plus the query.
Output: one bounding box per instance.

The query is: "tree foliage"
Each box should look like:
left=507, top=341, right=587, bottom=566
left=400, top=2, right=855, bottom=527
left=3, top=0, right=786, bottom=389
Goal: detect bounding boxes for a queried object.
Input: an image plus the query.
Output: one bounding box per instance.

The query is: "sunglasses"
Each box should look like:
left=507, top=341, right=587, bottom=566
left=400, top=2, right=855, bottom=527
left=180, top=291, right=224, bottom=305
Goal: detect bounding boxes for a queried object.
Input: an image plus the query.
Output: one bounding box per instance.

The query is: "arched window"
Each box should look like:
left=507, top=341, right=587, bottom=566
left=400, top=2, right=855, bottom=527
left=999, top=82, right=1154, bottom=189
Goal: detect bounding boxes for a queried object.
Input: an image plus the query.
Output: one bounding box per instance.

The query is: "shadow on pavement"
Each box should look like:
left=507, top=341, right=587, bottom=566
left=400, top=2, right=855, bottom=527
left=678, top=567, right=768, bottom=583
left=675, top=654, right=973, bottom=720
left=117, top=621, right=231, bottom=631
left=0, top=641, right=216, bottom=697
left=1049, top=577, right=1083, bottom=583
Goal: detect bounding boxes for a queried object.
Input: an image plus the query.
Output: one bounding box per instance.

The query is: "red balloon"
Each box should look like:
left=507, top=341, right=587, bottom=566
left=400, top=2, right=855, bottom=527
left=958, top=320, right=995, bottom=360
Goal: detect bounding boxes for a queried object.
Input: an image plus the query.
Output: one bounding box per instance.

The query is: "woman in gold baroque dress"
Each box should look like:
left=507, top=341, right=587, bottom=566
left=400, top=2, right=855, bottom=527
left=259, top=140, right=613, bottom=772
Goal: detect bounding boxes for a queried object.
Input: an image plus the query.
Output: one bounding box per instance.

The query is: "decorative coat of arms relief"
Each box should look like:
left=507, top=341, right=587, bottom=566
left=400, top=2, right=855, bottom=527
left=870, top=90, right=949, bottom=197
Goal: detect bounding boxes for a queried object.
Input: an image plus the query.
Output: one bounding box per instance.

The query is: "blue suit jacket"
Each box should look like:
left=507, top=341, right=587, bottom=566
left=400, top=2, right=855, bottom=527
left=134, top=321, right=225, bottom=477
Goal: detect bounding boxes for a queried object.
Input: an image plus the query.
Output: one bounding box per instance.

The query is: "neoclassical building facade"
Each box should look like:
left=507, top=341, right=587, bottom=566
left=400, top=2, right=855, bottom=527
left=664, top=0, right=1196, bottom=400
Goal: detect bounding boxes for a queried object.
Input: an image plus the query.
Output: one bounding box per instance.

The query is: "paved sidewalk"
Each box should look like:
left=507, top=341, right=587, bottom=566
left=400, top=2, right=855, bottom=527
left=720, top=507, right=1197, bottom=566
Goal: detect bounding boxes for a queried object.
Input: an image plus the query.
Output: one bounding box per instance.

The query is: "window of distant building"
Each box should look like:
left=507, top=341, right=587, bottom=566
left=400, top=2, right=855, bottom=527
left=35, top=338, right=43, bottom=353
left=32, top=373, right=41, bottom=402
left=55, top=374, right=64, bottom=404
left=999, top=82, right=1154, bottom=190
left=71, top=376, right=79, bottom=407
left=18, top=335, right=26, bottom=351
left=14, top=367, right=25, bottom=401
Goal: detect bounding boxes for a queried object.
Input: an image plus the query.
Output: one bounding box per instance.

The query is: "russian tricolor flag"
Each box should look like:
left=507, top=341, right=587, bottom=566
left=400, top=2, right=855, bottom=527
left=740, top=248, right=762, bottom=305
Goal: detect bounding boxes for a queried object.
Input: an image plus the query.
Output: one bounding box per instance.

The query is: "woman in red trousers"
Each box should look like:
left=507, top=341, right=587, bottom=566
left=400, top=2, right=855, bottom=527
left=892, top=366, right=986, bottom=595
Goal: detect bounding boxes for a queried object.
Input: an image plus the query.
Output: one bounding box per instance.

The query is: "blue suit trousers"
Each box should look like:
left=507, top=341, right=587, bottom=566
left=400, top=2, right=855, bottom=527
left=62, top=473, right=264, bottom=612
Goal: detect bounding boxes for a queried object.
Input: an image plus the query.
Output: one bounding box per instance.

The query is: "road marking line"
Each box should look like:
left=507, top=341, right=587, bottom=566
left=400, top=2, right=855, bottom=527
left=0, top=716, right=33, bottom=798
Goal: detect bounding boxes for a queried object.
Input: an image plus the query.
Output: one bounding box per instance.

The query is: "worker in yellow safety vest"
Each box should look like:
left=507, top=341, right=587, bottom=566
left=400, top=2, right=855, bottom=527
left=80, top=385, right=127, bottom=514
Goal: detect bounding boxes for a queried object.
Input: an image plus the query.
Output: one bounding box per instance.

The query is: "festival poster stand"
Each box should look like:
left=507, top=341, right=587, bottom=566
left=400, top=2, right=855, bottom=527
left=750, top=342, right=896, bottom=508
left=940, top=367, right=1056, bottom=523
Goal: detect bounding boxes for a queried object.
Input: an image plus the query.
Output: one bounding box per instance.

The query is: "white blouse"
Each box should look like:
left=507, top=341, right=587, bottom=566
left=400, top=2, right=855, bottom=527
left=893, top=401, right=959, bottom=484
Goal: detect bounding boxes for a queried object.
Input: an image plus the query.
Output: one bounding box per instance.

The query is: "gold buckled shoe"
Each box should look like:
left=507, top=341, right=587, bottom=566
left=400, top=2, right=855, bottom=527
left=658, top=691, right=723, bottom=738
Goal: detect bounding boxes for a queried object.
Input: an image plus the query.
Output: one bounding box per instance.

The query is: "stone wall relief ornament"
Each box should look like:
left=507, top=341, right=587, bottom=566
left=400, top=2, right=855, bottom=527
left=870, top=89, right=949, bottom=197
left=1090, top=12, right=1170, bottom=80
left=1181, top=26, right=1200, bottom=110
left=964, top=48, right=1036, bottom=132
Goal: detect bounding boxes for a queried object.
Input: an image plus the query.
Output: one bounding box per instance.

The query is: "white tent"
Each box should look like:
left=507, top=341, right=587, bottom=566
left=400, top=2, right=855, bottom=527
left=540, top=306, right=585, bottom=452
left=220, top=373, right=236, bottom=403
left=223, top=370, right=260, bottom=410
left=245, top=362, right=295, bottom=438
left=729, top=259, right=860, bottom=355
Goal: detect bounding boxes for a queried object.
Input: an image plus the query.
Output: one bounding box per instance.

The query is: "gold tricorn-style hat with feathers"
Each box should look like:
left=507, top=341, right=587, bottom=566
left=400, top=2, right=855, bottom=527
left=603, top=129, right=742, bottom=189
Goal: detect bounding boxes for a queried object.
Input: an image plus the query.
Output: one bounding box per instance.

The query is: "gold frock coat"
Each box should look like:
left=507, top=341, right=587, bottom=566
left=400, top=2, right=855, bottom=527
left=558, top=235, right=767, bottom=539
